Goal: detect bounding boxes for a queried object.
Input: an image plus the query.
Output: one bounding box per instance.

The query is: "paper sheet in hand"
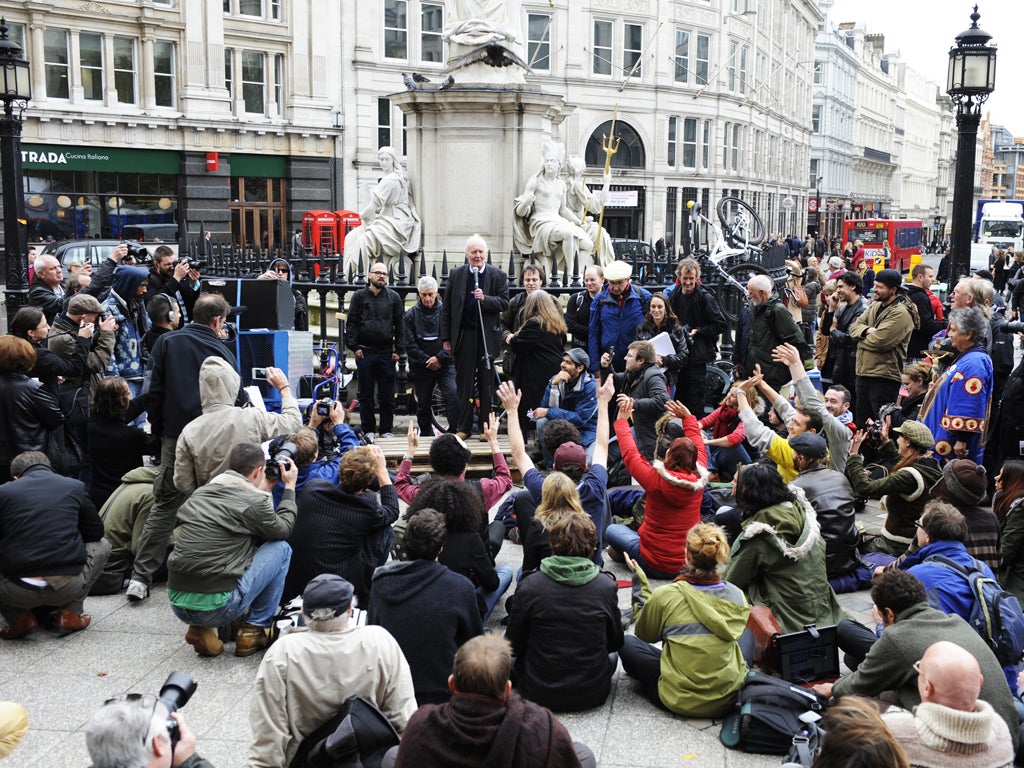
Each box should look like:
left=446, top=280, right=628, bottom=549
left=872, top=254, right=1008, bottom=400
left=650, top=331, right=676, bottom=359
left=244, top=386, right=268, bottom=412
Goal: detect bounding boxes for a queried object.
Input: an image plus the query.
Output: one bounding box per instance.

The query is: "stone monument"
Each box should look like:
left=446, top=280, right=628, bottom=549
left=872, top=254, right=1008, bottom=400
left=390, top=0, right=573, bottom=258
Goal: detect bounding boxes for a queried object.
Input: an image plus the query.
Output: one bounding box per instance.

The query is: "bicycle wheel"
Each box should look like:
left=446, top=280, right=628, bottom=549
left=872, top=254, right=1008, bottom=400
left=716, top=197, right=766, bottom=249
left=704, top=365, right=731, bottom=417
left=716, top=262, right=768, bottom=322
left=430, top=380, right=454, bottom=434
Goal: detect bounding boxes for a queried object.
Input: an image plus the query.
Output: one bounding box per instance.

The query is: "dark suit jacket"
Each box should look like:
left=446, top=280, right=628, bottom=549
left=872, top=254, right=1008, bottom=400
left=440, top=265, right=509, bottom=355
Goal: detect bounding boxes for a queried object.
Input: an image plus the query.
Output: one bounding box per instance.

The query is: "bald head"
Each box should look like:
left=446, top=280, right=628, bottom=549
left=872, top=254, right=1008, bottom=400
left=917, top=640, right=983, bottom=711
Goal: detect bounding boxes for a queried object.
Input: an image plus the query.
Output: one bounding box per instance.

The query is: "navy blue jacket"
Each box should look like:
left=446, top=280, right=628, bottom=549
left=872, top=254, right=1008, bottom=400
left=588, top=283, right=651, bottom=371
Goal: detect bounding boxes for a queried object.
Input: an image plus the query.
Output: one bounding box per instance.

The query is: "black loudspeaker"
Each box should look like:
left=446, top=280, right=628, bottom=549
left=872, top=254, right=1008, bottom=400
left=201, top=278, right=295, bottom=331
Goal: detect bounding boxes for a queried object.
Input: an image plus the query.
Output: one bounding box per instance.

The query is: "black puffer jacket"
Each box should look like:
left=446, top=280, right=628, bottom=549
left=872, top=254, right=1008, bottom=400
left=790, top=465, right=860, bottom=577
left=0, top=372, right=64, bottom=474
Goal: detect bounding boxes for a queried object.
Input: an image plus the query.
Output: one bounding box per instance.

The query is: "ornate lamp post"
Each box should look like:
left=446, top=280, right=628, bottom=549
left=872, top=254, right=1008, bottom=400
left=946, top=6, right=996, bottom=283
left=0, top=18, right=31, bottom=328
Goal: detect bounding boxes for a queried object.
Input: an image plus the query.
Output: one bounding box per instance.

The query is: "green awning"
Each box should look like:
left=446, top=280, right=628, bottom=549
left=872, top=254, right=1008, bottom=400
left=228, top=154, right=286, bottom=178
left=21, top=144, right=181, bottom=173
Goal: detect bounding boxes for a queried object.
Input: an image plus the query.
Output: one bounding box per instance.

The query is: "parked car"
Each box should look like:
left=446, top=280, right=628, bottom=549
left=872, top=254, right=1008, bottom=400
left=612, top=239, right=671, bottom=284
left=39, top=239, right=152, bottom=269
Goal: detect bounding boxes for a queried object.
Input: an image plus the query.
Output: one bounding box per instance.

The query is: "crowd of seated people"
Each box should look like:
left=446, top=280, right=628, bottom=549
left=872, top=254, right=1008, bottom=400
left=5, top=254, right=1024, bottom=767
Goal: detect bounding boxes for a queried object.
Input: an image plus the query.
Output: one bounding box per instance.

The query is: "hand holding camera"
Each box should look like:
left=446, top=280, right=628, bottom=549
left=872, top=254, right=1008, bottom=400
left=173, top=259, right=191, bottom=281
left=265, top=366, right=289, bottom=392
left=98, top=314, right=118, bottom=333
left=78, top=321, right=95, bottom=339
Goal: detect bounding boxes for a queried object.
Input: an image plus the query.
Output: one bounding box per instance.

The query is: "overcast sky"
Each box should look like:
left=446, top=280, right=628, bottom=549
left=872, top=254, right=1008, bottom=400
left=828, top=0, right=1021, bottom=136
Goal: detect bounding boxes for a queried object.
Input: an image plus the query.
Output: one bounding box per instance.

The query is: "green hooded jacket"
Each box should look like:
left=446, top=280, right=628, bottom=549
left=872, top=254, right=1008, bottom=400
left=725, top=486, right=847, bottom=634
left=633, top=566, right=750, bottom=717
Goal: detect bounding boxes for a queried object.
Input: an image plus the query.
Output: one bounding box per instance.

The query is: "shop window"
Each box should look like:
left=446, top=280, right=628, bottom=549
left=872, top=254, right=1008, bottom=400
left=113, top=36, right=137, bottom=104
left=44, top=29, right=70, bottom=100
left=80, top=33, right=103, bottom=101
left=154, top=42, right=176, bottom=108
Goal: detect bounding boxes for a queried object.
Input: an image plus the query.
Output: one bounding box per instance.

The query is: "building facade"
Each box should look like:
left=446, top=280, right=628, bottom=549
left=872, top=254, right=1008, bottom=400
left=2, top=0, right=344, bottom=254
left=0, top=0, right=961, bottom=262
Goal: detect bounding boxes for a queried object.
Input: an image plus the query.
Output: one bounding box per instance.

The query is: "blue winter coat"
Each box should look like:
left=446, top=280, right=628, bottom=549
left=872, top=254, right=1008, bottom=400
left=538, top=370, right=599, bottom=447
left=588, top=283, right=651, bottom=371
left=102, top=265, right=150, bottom=379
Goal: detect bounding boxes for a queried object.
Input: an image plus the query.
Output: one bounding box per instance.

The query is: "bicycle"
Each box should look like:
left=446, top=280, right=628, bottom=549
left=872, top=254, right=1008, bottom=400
left=688, top=196, right=770, bottom=322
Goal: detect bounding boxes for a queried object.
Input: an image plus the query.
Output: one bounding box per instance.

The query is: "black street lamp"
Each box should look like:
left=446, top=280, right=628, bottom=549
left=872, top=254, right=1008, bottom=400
left=0, top=17, right=30, bottom=328
left=946, top=5, right=996, bottom=283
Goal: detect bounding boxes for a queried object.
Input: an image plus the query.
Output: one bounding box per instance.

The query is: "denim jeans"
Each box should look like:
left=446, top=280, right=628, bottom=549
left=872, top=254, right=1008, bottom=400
left=605, top=524, right=679, bottom=579
left=170, top=540, right=292, bottom=628
left=477, top=565, right=514, bottom=622
left=706, top=443, right=752, bottom=477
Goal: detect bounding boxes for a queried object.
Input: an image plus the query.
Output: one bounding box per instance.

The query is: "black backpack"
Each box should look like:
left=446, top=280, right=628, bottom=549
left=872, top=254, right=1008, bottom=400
left=720, top=671, right=828, bottom=755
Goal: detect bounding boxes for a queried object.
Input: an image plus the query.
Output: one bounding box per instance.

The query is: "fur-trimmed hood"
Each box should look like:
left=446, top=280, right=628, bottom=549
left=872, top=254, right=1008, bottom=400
left=651, top=459, right=709, bottom=492
left=735, top=485, right=821, bottom=561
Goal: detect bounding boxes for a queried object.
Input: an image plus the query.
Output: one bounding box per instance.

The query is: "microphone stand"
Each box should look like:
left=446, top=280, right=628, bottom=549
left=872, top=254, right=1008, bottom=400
left=474, top=268, right=492, bottom=372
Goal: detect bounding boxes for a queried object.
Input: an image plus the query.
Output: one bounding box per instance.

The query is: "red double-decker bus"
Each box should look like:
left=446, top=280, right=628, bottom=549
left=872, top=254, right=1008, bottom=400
left=842, top=219, right=924, bottom=273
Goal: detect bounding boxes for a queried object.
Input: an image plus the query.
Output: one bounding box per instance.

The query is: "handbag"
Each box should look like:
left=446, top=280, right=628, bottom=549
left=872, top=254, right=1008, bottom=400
left=790, top=280, right=809, bottom=308
left=746, top=605, right=782, bottom=670
left=45, top=421, right=84, bottom=478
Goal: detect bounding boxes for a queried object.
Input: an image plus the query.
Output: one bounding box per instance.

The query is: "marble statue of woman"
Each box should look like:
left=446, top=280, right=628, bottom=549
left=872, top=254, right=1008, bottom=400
left=565, top=155, right=615, bottom=267
left=343, top=146, right=422, bottom=276
left=513, top=144, right=593, bottom=276
left=445, top=0, right=518, bottom=47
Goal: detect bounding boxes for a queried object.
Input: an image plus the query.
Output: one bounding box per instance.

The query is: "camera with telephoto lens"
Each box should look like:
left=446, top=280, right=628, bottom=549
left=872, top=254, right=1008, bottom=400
left=999, top=321, right=1024, bottom=334
left=184, top=259, right=207, bottom=272
left=158, top=672, right=197, bottom=752
left=316, top=397, right=335, bottom=417
left=125, top=241, right=149, bottom=261
left=266, top=440, right=298, bottom=480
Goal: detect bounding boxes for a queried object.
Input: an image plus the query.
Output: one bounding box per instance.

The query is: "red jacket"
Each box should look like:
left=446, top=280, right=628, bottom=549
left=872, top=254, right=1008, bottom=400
left=615, top=415, right=709, bottom=574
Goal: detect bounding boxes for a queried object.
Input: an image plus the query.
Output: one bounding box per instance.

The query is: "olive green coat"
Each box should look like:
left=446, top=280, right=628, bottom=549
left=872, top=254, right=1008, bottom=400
left=725, top=487, right=847, bottom=634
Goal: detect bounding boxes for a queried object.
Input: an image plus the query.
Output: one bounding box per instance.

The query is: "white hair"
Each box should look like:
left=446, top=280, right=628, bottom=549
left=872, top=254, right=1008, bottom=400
left=418, top=275, right=438, bottom=292
left=86, top=699, right=169, bottom=768
left=465, top=233, right=487, bottom=252
left=304, top=605, right=352, bottom=633
left=748, top=274, right=773, bottom=294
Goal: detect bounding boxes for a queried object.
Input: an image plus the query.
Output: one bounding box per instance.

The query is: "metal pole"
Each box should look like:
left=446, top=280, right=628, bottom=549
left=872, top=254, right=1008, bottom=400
left=2, top=99, right=27, bottom=328
left=949, top=103, right=981, bottom=284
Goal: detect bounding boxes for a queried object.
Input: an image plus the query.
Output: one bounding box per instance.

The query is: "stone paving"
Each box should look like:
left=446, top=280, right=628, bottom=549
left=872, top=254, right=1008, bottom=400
left=0, top=442, right=884, bottom=768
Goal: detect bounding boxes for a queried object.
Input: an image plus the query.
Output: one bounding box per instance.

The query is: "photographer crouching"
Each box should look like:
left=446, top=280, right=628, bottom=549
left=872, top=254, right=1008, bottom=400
left=268, top=398, right=360, bottom=507
left=86, top=673, right=212, bottom=768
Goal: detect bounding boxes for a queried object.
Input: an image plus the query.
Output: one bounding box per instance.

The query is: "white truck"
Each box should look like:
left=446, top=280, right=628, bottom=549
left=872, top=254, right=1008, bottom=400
left=971, top=199, right=1024, bottom=271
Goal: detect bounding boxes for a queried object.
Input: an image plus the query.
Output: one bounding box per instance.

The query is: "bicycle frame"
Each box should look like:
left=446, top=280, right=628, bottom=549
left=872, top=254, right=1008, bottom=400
left=691, top=208, right=756, bottom=292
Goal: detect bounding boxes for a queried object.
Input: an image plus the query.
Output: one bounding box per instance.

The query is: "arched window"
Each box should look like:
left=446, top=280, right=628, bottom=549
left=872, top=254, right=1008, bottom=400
left=585, top=120, right=646, bottom=169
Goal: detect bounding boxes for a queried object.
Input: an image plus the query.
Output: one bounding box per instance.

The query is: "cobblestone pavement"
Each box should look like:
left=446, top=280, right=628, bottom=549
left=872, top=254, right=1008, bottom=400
left=0, top=415, right=884, bottom=767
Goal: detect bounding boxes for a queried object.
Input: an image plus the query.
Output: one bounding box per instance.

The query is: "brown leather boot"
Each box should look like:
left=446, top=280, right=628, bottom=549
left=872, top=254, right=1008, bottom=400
left=49, top=609, right=91, bottom=634
left=0, top=611, right=39, bottom=640
left=234, top=623, right=269, bottom=657
left=185, top=625, right=224, bottom=657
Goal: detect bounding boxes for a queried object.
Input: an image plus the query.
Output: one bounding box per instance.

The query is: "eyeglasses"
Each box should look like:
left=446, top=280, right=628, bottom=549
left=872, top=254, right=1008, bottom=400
left=103, top=693, right=159, bottom=745
left=369, top=270, right=387, bottom=276
left=914, top=519, right=924, bottom=529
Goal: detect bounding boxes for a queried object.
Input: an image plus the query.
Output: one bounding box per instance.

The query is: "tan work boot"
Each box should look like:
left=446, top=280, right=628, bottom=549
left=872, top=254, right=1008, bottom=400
left=234, top=623, right=269, bottom=657
left=185, top=625, right=224, bottom=657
